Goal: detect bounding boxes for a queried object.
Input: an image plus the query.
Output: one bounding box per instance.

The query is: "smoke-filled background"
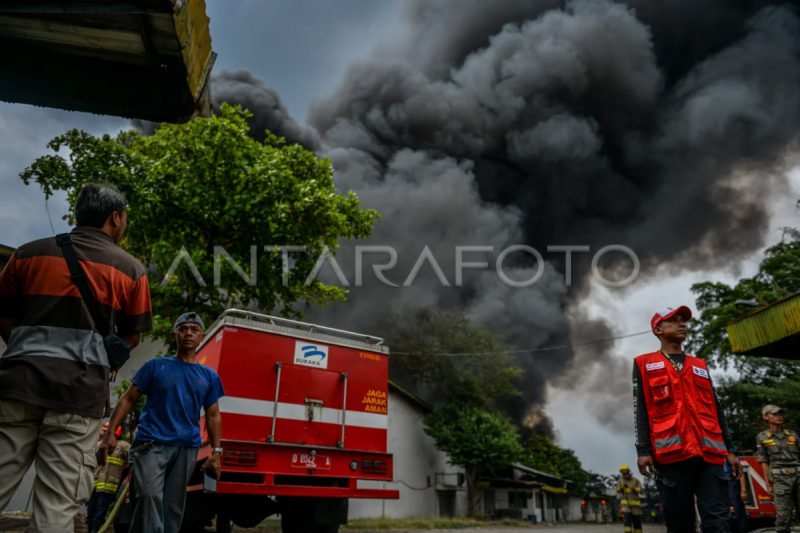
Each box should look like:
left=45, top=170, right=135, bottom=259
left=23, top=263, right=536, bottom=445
left=190, top=0, right=800, bottom=437
left=2, top=0, right=800, bottom=471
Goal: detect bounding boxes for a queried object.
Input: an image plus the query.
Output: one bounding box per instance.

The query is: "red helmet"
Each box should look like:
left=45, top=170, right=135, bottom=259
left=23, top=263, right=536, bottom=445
left=101, top=422, right=122, bottom=437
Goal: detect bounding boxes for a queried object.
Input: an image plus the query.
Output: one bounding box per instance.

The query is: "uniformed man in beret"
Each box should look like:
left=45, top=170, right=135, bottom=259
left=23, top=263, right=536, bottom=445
left=756, top=405, right=799, bottom=533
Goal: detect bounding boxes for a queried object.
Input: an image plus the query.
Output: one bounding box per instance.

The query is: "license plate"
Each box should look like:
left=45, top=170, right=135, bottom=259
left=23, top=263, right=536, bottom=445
left=291, top=454, right=331, bottom=470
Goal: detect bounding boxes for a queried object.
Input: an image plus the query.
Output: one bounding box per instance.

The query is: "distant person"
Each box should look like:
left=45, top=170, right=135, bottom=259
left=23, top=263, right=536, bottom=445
left=617, top=465, right=643, bottom=533
left=726, top=447, right=748, bottom=533
left=633, top=306, right=741, bottom=533
left=87, top=422, right=131, bottom=533
left=100, top=312, right=225, bottom=533
left=756, top=405, right=799, bottom=533
left=0, top=183, right=152, bottom=531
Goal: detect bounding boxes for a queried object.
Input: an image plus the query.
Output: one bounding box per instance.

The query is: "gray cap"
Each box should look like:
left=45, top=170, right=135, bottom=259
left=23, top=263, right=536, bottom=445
left=762, top=405, right=783, bottom=416
left=174, top=312, right=204, bottom=331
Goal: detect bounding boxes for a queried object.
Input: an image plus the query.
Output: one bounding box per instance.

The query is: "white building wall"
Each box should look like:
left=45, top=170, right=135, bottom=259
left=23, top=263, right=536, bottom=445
left=348, top=389, right=466, bottom=519
left=566, top=495, right=583, bottom=521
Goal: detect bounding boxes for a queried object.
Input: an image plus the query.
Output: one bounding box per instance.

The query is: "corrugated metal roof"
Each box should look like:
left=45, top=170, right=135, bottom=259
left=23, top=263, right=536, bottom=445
left=726, top=291, right=800, bottom=359
left=0, top=244, right=14, bottom=258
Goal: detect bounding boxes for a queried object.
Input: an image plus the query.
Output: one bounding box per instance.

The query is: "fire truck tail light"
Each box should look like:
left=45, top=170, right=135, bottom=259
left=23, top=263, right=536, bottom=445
left=222, top=450, right=258, bottom=467
left=361, top=459, right=388, bottom=475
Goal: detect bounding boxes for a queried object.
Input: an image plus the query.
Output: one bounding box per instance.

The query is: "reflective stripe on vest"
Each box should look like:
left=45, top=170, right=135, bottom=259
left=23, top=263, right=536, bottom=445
left=636, top=352, right=728, bottom=466
left=106, top=456, right=125, bottom=466
left=655, top=435, right=682, bottom=449
left=702, top=436, right=726, bottom=451
left=94, top=481, right=119, bottom=492
left=621, top=500, right=642, bottom=506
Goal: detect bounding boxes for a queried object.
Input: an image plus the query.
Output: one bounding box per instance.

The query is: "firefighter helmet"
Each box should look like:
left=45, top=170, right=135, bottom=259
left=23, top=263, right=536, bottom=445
left=101, top=422, right=122, bottom=437
left=620, top=464, right=631, bottom=473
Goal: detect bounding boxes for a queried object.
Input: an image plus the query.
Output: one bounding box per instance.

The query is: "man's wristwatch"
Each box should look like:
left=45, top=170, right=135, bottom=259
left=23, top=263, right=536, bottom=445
left=211, top=447, right=224, bottom=455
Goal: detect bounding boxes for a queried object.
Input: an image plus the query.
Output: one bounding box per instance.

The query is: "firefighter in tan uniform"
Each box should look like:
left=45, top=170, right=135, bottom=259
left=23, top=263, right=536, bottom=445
left=617, top=465, right=643, bottom=533
left=756, top=405, right=800, bottom=533
left=86, top=423, right=130, bottom=533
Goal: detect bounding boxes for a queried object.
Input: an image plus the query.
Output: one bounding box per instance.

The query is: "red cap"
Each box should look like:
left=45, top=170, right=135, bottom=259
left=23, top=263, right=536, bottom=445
left=651, top=306, right=692, bottom=330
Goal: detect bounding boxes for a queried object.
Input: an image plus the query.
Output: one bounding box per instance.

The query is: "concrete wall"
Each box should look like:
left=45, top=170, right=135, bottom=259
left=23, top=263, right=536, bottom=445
left=348, top=389, right=467, bottom=519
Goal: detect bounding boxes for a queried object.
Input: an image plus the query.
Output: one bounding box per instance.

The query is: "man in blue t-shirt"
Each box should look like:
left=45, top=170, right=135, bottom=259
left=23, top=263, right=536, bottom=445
left=99, top=312, right=224, bottom=533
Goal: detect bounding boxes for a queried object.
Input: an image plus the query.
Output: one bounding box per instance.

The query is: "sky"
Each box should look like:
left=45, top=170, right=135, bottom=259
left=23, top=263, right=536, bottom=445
left=0, top=0, right=798, bottom=478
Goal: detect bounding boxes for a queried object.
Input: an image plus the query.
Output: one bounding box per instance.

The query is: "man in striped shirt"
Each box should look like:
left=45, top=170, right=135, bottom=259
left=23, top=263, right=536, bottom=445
left=0, top=183, right=152, bottom=532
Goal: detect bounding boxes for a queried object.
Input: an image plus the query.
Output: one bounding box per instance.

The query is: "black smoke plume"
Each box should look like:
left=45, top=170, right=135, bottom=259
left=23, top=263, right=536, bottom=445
left=138, top=0, right=800, bottom=434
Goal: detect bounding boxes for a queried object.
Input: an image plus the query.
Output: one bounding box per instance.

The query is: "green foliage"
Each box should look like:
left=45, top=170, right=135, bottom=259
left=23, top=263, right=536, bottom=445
left=21, top=105, right=379, bottom=344
left=384, top=308, right=522, bottom=409
left=688, top=227, right=800, bottom=448
left=425, top=403, right=523, bottom=474
left=715, top=367, right=800, bottom=450
left=520, top=435, right=588, bottom=496
left=425, top=403, right=523, bottom=517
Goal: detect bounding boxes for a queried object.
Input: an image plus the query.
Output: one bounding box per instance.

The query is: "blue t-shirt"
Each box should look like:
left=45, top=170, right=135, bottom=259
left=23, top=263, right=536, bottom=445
left=132, top=356, right=225, bottom=447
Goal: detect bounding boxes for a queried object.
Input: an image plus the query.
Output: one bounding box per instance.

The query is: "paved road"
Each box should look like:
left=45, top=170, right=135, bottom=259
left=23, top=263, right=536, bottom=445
left=0, top=517, right=670, bottom=533
left=349, top=526, right=667, bottom=533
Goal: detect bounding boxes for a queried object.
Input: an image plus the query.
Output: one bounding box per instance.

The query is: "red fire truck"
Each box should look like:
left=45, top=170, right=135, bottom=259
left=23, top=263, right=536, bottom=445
left=115, top=309, right=400, bottom=533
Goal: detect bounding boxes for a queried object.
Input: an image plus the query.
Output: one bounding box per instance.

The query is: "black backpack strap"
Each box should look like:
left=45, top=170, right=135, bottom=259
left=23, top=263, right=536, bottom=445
left=55, top=233, right=110, bottom=337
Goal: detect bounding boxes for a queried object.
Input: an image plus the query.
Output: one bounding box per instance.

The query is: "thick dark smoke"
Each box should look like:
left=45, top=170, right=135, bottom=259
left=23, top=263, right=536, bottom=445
left=137, top=0, right=800, bottom=433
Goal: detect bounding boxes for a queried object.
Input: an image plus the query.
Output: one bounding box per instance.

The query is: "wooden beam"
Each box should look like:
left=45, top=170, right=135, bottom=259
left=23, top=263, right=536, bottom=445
left=0, top=1, right=171, bottom=14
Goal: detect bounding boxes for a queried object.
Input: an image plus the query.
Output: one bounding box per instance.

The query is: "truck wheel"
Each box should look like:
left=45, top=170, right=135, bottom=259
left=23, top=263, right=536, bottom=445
left=216, top=514, right=233, bottom=533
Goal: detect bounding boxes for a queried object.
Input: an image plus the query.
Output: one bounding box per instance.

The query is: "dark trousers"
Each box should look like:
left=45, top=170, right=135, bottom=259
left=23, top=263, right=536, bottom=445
left=655, top=457, right=731, bottom=533
left=625, top=511, right=643, bottom=532
left=129, top=442, right=198, bottom=533
left=86, top=490, right=116, bottom=526
left=728, top=480, right=748, bottom=533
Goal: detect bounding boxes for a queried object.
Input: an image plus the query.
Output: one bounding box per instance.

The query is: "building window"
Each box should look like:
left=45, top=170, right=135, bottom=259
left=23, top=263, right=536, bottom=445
left=508, top=491, right=529, bottom=509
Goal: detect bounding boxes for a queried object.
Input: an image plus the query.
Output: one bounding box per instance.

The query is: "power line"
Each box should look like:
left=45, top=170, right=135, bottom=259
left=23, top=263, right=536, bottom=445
left=391, top=330, right=652, bottom=357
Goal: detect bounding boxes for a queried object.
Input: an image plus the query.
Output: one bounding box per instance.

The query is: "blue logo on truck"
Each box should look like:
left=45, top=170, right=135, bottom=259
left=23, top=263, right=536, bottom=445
left=294, top=341, right=329, bottom=368
left=302, top=345, right=327, bottom=360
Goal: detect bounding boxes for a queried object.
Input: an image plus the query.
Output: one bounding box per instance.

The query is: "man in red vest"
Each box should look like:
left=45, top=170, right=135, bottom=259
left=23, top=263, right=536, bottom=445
left=633, top=306, right=741, bottom=533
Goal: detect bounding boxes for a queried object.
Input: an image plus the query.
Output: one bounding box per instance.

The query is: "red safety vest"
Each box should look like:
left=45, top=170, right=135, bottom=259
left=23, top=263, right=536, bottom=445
left=635, top=351, right=729, bottom=465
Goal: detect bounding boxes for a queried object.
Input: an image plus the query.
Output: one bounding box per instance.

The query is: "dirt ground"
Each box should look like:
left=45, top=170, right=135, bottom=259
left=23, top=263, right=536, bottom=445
left=0, top=515, right=89, bottom=532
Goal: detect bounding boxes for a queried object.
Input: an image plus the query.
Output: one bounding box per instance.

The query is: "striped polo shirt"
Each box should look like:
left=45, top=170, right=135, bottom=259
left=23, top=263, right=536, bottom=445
left=0, top=226, right=153, bottom=418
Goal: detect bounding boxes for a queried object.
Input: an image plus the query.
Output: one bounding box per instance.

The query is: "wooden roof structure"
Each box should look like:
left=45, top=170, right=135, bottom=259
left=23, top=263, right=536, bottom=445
left=726, top=292, right=800, bottom=359
left=0, top=0, right=215, bottom=123
left=0, top=244, right=15, bottom=272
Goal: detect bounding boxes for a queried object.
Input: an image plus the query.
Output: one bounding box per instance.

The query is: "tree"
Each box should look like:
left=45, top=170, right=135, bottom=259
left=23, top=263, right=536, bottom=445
left=520, top=435, right=589, bottom=496
left=21, top=104, right=379, bottom=344
left=688, top=227, right=800, bottom=447
left=383, top=307, right=522, bottom=409
left=424, top=403, right=523, bottom=517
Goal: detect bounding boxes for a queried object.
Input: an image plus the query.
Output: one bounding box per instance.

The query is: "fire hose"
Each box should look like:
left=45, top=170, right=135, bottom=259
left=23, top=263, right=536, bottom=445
left=97, top=482, right=129, bottom=533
